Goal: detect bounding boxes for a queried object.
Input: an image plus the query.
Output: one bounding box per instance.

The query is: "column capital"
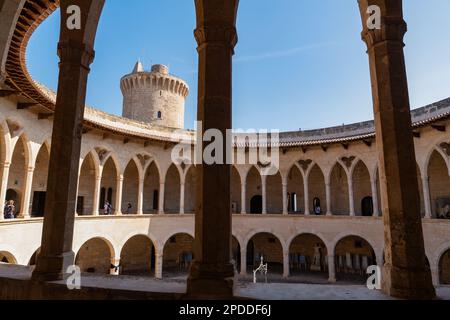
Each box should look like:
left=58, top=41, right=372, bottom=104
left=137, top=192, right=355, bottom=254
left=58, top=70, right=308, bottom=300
left=57, top=40, right=95, bottom=71
left=361, top=17, right=407, bottom=49
left=194, top=26, right=238, bottom=52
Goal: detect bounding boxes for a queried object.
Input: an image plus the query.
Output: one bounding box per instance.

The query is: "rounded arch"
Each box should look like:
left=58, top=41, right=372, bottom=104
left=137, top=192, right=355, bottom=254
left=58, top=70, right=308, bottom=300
left=75, top=237, right=115, bottom=274
left=120, top=234, right=155, bottom=276
left=162, top=232, right=194, bottom=276
left=245, top=232, right=284, bottom=274
left=437, top=246, right=450, bottom=285
left=28, top=247, right=41, bottom=266
left=288, top=233, right=328, bottom=276
left=0, top=251, right=17, bottom=264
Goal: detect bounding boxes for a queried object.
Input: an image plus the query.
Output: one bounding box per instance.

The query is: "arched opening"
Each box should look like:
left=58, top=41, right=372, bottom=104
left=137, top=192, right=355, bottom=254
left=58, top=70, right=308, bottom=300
left=330, top=163, right=349, bottom=215
left=28, top=248, right=40, bottom=266
left=100, top=157, right=117, bottom=215
left=266, top=171, right=282, bottom=214
left=308, top=164, right=326, bottom=215
left=5, top=189, right=19, bottom=217
left=428, top=151, right=450, bottom=219
left=184, top=166, right=197, bottom=214
left=246, top=233, right=283, bottom=275
left=352, top=161, right=371, bottom=216
left=75, top=238, right=113, bottom=274
left=163, top=233, right=194, bottom=277
left=335, top=236, right=376, bottom=283
left=232, top=236, right=241, bottom=273
left=246, top=166, right=262, bottom=214
left=164, top=164, right=180, bottom=213
left=287, top=165, right=304, bottom=214
left=122, top=160, right=139, bottom=214
left=231, top=167, right=241, bottom=214
left=77, top=153, right=96, bottom=216
left=439, top=248, right=450, bottom=285
left=289, top=234, right=328, bottom=281
left=7, top=136, right=28, bottom=214
left=120, top=235, right=154, bottom=276
left=143, top=161, right=160, bottom=214
left=0, top=251, right=17, bottom=264
left=31, top=144, right=49, bottom=217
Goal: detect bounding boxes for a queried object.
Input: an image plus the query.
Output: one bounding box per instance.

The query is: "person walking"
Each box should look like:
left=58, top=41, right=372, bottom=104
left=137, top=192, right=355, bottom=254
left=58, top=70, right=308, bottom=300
left=4, top=200, right=15, bottom=220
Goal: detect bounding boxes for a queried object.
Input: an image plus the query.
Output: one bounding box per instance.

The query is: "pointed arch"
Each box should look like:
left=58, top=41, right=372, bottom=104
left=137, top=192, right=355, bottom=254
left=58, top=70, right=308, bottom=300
left=352, top=160, right=372, bottom=216
left=428, top=150, right=450, bottom=218
left=231, top=166, right=241, bottom=214
left=286, top=164, right=304, bottom=214
left=30, top=143, right=50, bottom=217
left=164, top=163, right=181, bottom=213
left=143, top=160, right=160, bottom=214
left=77, top=152, right=98, bottom=215
left=329, top=162, right=349, bottom=215
left=246, top=166, right=262, bottom=214
left=122, top=159, right=140, bottom=214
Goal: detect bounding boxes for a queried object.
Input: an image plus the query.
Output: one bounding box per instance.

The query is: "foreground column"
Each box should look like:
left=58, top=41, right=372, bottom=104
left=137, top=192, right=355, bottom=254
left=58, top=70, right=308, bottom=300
left=358, top=0, right=435, bottom=299
left=32, top=0, right=104, bottom=281
left=187, top=0, right=239, bottom=298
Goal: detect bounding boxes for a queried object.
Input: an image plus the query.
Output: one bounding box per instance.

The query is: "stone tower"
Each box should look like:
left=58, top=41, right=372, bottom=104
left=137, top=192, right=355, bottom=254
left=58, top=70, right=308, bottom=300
left=120, top=61, right=189, bottom=128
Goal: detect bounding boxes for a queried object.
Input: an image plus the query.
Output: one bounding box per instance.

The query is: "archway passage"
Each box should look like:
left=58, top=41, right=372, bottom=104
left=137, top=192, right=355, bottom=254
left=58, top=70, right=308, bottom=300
left=77, top=153, right=97, bottom=216
left=120, top=235, right=154, bottom=276
left=31, top=144, right=49, bottom=217
left=330, top=163, right=349, bottom=215
left=75, top=238, right=113, bottom=274
left=289, top=234, right=328, bottom=281
left=143, top=162, right=160, bottom=214
left=439, top=249, right=450, bottom=285
left=246, top=233, right=283, bottom=275
left=122, top=160, right=139, bottom=214
left=428, top=151, right=450, bottom=219
left=287, top=165, right=304, bottom=214
left=100, top=157, right=118, bottom=215
left=335, top=236, right=376, bottom=283
left=232, top=236, right=241, bottom=273
left=352, top=161, right=371, bottom=216
left=246, top=167, right=262, bottom=214
left=164, top=164, right=180, bottom=214
left=0, top=252, right=17, bottom=264
left=162, top=233, right=194, bottom=277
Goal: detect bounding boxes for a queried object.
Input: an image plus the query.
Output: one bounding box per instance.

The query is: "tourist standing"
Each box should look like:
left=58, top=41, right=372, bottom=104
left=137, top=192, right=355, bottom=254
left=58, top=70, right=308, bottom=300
left=4, top=200, right=15, bottom=220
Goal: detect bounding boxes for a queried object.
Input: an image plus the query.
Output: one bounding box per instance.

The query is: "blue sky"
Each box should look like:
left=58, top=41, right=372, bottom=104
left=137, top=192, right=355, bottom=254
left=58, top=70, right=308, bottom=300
left=27, top=0, right=450, bottom=131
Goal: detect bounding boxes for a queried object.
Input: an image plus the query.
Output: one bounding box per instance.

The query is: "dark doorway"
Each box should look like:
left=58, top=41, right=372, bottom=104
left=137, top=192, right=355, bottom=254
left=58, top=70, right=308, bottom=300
left=31, top=191, right=46, bottom=217
left=107, top=188, right=113, bottom=204
left=153, top=190, right=159, bottom=211
left=250, top=195, right=262, bottom=214
left=100, top=187, right=106, bottom=210
left=76, top=196, right=84, bottom=215
left=246, top=240, right=255, bottom=268
left=361, top=196, right=374, bottom=217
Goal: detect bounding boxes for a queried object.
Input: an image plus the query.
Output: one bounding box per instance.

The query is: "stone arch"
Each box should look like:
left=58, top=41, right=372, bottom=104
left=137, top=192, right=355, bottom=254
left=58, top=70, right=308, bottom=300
left=77, top=152, right=98, bottom=216
left=75, top=237, right=115, bottom=274
left=122, top=159, right=140, bottom=214
left=143, top=161, right=160, bottom=214
left=352, top=160, right=372, bottom=216
left=333, top=235, right=377, bottom=282
left=184, top=165, right=198, bottom=214
left=100, top=156, right=118, bottom=214
left=439, top=248, right=450, bottom=285
left=286, top=164, right=304, bottom=214
left=246, top=166, right=262, bottom=214
left=28, top=247, right=41, bottom=266
left=307, top=163, right=327, bottom=215
left=30, top=143, right=50, bottom=217
left=120, top=235, right=155, bottom=276
left=164, top=164, right=181, bottom=213
left=427, top=150, right=450, bottom=219
left=246, top=232, right=283, bottom=274
left=231, top=166, right=241, bottom=214
left=329, top=162, right=349, bottom=215
left=288, top=233, right=328, bottom=277
left=0, top=251, right=17, bottom=264
left=266, top=170, right=282, bottom=214
left=162, top=233, right=194, bottom=275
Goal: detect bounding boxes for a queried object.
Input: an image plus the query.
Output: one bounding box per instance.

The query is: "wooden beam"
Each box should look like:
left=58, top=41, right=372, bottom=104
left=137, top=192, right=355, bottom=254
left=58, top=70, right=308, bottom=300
left=123, top=138, right=130, bottom=144
left=38, top=113, right=53, bottom=120
left=341, top=143, right=349, bottom=150
left=413, top=131, right=421, bottom=138
left=432, top=124, right=446, bottom=132
left=0, top=89, right=16, bottom=97
left=321, top=145, right=328, bottom=152
left=363, top=139, right=373, bottom=147
left=17, top=102, right=38, bottom=110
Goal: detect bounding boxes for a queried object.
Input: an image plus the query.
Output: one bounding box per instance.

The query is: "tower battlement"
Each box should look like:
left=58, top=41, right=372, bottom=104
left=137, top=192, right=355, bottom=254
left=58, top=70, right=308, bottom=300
left=120, top=61, right=189, bottom=128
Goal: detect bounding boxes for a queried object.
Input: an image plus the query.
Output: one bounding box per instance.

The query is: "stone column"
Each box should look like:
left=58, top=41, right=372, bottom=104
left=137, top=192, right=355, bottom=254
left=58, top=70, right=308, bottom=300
left=114, top=175, right=123, bottom=215
left=187, top=0, right=239, bottom=298
left=155, top=249, right=163, bottom=279
left=303, top=176, right=310, bottom=215
left=110, top=257, right=120, bottom=276
left=240, top=246, right=247, bottom=276
left=422, top=175, right=432, bottom=219
left=261, top=175, right=267, bottom=214
left=327, top=254, right=336, bottom=283
left=158, top=181, right=165, bottom=214
left=32, top=0, right=105, bottom=282
left=282, top=181, right=288, bottom=215
left=0, top=161, right=11, bottom=219
left=19, top=165, right=34, bottom=219
left=348, top=177, right=355, bottom=216
left=137, top=178, right=144, bottom=215
left=326, top=181, right=332, bottom=216
left=240, top=182, right=246, bottom=214
left=180, top=182, right=185, bottom=215
left=371, top=177, right=380, bottom=217
left=283, top=250, right=290, bottom=278
left=92, top=173, right=102, bottom=216
left=358, top=0, right=435, bottom=299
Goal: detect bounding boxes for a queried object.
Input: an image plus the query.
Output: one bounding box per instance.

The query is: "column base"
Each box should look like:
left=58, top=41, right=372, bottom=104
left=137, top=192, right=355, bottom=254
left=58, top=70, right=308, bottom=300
left=32, top=251, right=75, bottom=282
left=187, top=261, right=235, bottom=299
left=382, top=264, right=436, bottom=300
